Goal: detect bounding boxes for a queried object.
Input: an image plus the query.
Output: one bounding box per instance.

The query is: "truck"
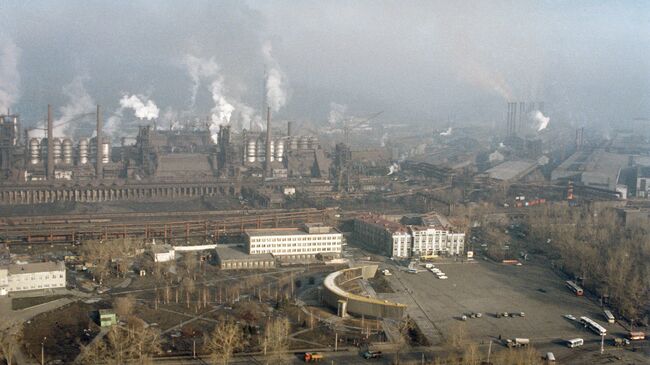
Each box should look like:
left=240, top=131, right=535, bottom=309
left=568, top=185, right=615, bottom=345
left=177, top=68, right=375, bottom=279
left=504, top=338, right=529, bottom=348
left=304, top=352, right=323, bottom=362
left=613, top=338, right=630, bottom=347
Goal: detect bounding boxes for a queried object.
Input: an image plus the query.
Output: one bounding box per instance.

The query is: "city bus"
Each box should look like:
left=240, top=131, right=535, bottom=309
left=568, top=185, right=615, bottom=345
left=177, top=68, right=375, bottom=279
left=603, top=310, right=615, bottom=323
left=565, top=280, right=584, bottom=296
left=628, top=331, right=645, bottom=341
left=580, top=316, right=607, bottom=336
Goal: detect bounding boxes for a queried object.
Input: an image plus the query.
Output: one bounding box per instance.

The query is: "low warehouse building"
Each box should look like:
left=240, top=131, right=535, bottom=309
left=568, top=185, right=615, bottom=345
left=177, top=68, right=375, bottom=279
left=0, top=261, right=66, bottom=295
left=215, top=246, right=276, bottom=270
left=322, top=265, right=406, bottom=320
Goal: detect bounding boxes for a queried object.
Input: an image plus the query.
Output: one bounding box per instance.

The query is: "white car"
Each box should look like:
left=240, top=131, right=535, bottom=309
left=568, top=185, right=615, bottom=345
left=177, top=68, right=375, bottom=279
left=431, top=268, right=441, bottom=273
left=563, top=314, right=577, bottom=321
left=436, top=272, right=446, bottom=276
left=438, top=276, right=448, bottom=279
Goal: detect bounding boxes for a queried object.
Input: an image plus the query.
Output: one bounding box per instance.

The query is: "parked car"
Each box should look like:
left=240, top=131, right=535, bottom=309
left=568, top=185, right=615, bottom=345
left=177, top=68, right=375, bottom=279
left=362, top=350, right=382, bottom=359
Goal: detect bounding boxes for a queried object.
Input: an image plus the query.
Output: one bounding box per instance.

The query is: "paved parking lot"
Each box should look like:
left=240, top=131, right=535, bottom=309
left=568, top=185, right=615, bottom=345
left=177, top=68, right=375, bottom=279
left=378, top=259, right=630, bottom=355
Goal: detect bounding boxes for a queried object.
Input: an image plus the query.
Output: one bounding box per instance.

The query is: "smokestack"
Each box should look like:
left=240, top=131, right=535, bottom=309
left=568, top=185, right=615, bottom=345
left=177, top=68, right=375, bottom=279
left=287, top=121, right=293, bottom=137
left=265, top=106, right=272, bottom=176
left=96, top=104, right=103, bottom=179
left=47, top=104, right=54, bottom=179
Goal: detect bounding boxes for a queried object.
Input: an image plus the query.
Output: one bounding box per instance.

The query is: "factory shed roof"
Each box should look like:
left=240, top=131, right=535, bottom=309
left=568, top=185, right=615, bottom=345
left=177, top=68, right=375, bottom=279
left=246, top=227, right=340, bottom=236
left=156, top=153, right=213, bottom=178
left=215, top=246, right=274, bottom=261
left=356, top=214, right=409, bottom=234
left=485, top=160, right=537, bottom=181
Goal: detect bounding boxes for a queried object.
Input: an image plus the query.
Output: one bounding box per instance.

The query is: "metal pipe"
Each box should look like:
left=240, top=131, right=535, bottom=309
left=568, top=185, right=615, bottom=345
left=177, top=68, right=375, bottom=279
left=96, top=104, right=103, bottom=179
left=47, top=104, right=53, bottom=179
left=265, top=106, right=272, bottom=176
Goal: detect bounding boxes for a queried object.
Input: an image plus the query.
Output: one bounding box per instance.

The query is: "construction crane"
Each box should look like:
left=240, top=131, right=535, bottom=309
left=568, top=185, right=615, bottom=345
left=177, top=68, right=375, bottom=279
left=342, top=111, right=383, bottom=145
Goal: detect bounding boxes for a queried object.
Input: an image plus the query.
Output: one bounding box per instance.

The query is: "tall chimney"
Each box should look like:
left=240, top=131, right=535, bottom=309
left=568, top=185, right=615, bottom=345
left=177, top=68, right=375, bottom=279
left=47, top=104, right=54, bottom=179
left=96, top=104, right=103, bottom=179
left=287, top=121, right=293, bottom=137
left=265, top=106, right=272, bottom=177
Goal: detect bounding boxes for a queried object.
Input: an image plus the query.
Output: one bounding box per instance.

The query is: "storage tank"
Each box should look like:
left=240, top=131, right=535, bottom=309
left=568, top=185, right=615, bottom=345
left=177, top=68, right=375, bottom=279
left=289, top=136, right=298, bottom=151
left=308, top=136, right=319, bottom=150
left=268, top=139, right=275, bottom=162
left=62, top=139, right=73, bottom=165
left=78, top=138, right=89, bottom=165
left=246, top=138, right=256, bottom=163
left=40, top=138, right=48, bottom=163
left=89, top=137, right=97, bottom=163
left=29, top=138, right=40, bottom=165
left=52, top=138, right=62, bottom=164
left=101, top=142, right=111, bottom=164
left=274, top=139, right=285, bottom=162
left=298, top=136, right=310, bottom=150
left=256, top=136, right=266, bottom=162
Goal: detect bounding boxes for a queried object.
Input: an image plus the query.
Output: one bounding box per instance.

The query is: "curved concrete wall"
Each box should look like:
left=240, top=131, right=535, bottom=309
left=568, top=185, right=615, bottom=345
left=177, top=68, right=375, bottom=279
left=322, top=265, right=406, bottom=319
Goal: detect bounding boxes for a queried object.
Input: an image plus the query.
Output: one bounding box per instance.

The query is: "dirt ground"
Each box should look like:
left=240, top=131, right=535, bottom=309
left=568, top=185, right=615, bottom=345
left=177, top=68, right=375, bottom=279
left=22, top=300, right=108, bottom=364
left=11, top=294, right=71, bottom=310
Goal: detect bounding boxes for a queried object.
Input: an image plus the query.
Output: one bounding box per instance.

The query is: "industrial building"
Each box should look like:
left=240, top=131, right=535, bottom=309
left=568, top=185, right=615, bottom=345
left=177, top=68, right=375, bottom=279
left=354, top=213, right=465, bottom=258
left=214, top=245, right=276, bottom=270
left=245, top=223, right=343, bottom=260
left=353, top=214, right=412, bottom=258
left=0, top=261, right=66, bottom=295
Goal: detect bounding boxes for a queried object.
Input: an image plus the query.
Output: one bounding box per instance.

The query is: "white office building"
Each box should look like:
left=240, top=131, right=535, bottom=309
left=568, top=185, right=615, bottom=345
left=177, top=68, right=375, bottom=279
left=0, top=261, right=66, bottom=295
left=410, top=226, right=465, bottom=256
left=354, top=215, right=412, bottom=258
left=245, top=223, right=343, bottom=259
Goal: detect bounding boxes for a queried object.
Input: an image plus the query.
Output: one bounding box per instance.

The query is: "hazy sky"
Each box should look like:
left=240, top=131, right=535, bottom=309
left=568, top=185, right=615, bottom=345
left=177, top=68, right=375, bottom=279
left=0, top=0, right=648, bottom=134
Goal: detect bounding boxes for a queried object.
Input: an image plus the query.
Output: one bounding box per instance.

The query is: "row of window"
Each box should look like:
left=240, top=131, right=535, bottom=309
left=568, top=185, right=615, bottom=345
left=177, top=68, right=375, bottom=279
left=251, top=247, right=340, bottom=254
left=11, top=282, right=63, bottom=290
left=8, top=273, right=64, bottom=282
left=250, top=235, right=341, bottom=243
left=251, top=242, right=340, bottom=248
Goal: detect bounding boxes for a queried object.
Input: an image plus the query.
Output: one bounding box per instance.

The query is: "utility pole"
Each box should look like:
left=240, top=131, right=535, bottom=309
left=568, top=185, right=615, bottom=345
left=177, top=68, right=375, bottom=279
left=41, top=336, right=47, bottom=365
left=600, top=334, right=604, bottom=354
left=487, top=339, right=492, bottom=364
left=335, top=332, right=338, bottom=352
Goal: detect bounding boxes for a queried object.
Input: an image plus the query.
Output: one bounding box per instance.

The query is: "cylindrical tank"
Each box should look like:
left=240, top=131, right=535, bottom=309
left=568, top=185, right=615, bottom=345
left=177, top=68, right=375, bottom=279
left=52, top=138, right=62, bottom=164
left=40, top=138, right=48, bottom=162
left=101, top=142, right=111, bottom=164
left=246, top=138, right=256, bottom=163
left=79, top=138, right=89, bottom=165
left=89, top=137, right=97, bottom=163
left=289, top=136, right=298, bottom=151
left=62, top=138, right=73, bottom=165
left=274, top=139, right=285, bottom=162
left=298, top=136, right=310, bottom=150
left=29, top=138, right=40, bottom=165
left=308, top=136, right=319, bottom=150
left=257, top=136, right=266, bottom=162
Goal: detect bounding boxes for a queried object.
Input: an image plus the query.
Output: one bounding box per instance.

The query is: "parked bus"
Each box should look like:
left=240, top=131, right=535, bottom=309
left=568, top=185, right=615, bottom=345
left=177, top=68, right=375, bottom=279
left=566, top=280, right=584, bottom=296
left=603, top=310, right=615, bottom=323
left=566, top=338, right=584, bottom=348
left=628, top=331, right=645, bottom=341
left=580, top=316, right=607, bottom=336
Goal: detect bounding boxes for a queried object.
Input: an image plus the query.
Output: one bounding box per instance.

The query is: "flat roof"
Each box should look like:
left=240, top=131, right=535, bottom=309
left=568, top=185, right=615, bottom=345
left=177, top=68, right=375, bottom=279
left=5, top=261, right=64, bottom=275
left=485, top=160, right=537, bottom=181
left=245, top=227, right=340, bottom=236
left=356, top=214, right=409, bottom=234
left=215, top=245, right=274, bottom=261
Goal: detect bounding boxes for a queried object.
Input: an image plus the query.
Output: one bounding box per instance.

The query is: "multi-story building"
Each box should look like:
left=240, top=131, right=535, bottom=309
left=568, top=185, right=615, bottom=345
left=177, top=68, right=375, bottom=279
left=0, top=261, right=66, bottom=295
left=355, top=213, right=465, bottom=258
left=354, top=215, right=412, bottom=258
left=410, top=226, right=465, bottom=257
left=245, top=223, right=343, bottom=260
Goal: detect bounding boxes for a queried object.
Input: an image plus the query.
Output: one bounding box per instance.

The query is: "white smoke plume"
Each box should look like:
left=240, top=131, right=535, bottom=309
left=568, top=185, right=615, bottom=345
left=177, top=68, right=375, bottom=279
left=262, top=41, right=288, bottom=112
left=380, top=132, right=388, bottom=147
left=209, top=76, right=235, bottom=142
left=531, top=110, right=550, bottom=132
left=53, top=76, right=96, bottom=138
left=328, top=102, right=347, bottom=125
left=119, top=94, right=160, bottom=120
left=387, top=163, right=400, bottom=176
left=440, top=127, right=453, bottom=136
left=183, top=54, right=219, bottom=108
left=0, top=36, right=21, bottom=113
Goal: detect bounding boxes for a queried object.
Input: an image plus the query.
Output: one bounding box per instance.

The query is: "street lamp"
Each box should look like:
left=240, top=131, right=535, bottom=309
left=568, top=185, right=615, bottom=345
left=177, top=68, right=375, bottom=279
left=192, top=331, right=197, bottom=359
left=41, top=336, right=47, bottom=365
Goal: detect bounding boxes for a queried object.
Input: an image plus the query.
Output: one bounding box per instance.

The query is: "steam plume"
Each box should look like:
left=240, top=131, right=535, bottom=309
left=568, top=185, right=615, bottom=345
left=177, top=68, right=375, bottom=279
left=531, top=110, right=550, bottom=131
left=0, top=36, right=21, bottom=113
left=262, top=41, right=287, bottom=112
left=119, top=94, right=159, bottom=120
left=328, top=102, right=347, bottom=125
left=53, top=76, right=96, bottom=138
left=440, top=127, right=453, bottom=136
left=209, top=76, right=235, bottom=142
left=183, top=55, right=219, bottom=108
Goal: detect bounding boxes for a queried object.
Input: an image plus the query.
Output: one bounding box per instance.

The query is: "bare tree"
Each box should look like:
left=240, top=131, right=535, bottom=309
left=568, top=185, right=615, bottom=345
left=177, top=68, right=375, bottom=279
left=184, top=252, right=198, bottom=280
left=203, top=320, right=246, bottom=365
left=182, top=277, right=196, bottom=309
left=114, top=295, right=136, bottom=319
left=0, top=322, right=22, bottom=365
left=260, top=316, right=290, bottom=364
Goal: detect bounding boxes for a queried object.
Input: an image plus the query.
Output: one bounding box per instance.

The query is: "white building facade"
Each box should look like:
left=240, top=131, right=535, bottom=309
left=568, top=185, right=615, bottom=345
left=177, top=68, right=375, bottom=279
left=0, top=262, right=66, bottom=295
left=410, top=227, right=465, bottom=256
left=246, top=223, right=343, bottom=259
